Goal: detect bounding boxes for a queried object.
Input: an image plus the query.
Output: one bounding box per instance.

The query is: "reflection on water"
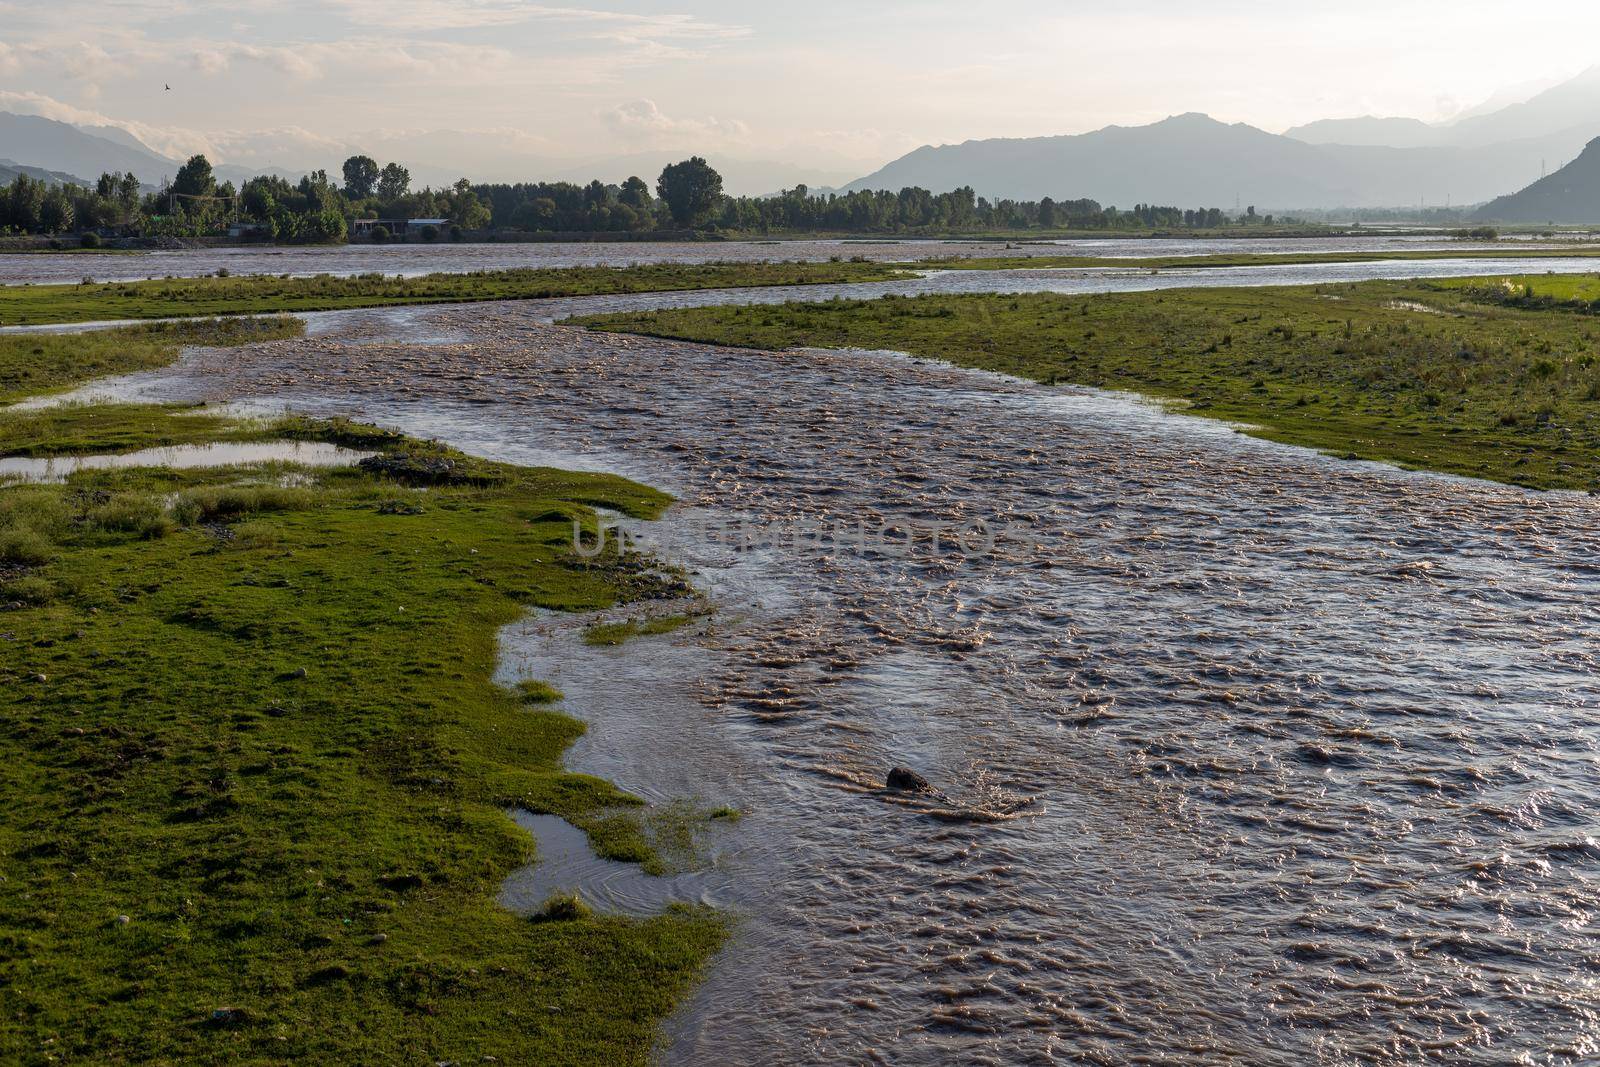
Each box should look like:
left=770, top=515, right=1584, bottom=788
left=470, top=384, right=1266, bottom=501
left=38, top=296, right=1600, bottom=1065
left=0, top=440, right=372, bottom=482
left=498, top=811, right=727, bottom=917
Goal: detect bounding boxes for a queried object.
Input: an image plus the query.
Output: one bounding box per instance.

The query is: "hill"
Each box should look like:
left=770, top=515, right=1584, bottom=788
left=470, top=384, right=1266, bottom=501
left=0, top=113, right=173, bottom=185
left=1476, top=137, right=1600, bottom=223
left=1283, top=116, right=1444, bottom=148
left=0, top=159, right=94, bottom=187
left=842, top=112, right=1571, bottom=209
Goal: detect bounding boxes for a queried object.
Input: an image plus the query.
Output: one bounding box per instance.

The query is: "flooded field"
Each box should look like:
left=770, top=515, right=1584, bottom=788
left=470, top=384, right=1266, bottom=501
left=0, top=233, right=1552, bottom=286
left=51, top=292, right=1600, bottom=1064
left=0, top=440, right=370, bottom=482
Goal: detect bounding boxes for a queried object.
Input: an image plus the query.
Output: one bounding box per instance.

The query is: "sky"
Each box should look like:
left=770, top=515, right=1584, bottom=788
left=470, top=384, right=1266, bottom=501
left=3, top=0, right=1600, bottom=188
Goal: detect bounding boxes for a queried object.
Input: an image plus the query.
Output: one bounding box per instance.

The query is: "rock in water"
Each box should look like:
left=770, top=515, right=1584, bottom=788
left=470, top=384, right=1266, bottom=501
left=887, top=767, right=933, bottom=792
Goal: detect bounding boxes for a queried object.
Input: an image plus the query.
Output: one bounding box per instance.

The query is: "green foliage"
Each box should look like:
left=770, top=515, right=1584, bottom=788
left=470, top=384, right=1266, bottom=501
left=0, top=410, right=724, bottom=1063
left=341, top=155, right=379, bottom=199
left=656, top=157, right=724, bottom=227
left=0, top=316, right=303, bottom=402
left=0, top=262, right=912, bottom=326
left=582, top=612, right=704, bottom=647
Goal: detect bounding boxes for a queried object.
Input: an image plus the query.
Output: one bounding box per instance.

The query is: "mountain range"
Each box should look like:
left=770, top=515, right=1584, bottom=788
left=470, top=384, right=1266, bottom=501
left=1475, top=137, right=1600, bottom=223
left=6, top=64, right=1600, bottom=211
left=844, top=66, right=1600, bottom=209
left=0, top=158, right=92, bottom=188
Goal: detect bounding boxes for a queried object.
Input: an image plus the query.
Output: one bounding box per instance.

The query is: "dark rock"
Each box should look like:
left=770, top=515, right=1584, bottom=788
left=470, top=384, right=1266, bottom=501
left=359, top=452, right=477, bottom=486
left=379, top=873, right=425, bottom=892
left=304, top=963, right=352, bottom=986
left=886, top=767, right=933, bottom=792
left=208, top=1006, right=254, bottom=1028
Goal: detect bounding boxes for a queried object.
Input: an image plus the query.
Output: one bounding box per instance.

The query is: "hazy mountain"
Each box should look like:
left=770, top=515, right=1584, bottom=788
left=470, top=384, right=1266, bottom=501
left=1283, top=116, right=1444, bottom=148
left=0, top=112, right=173, bottom=185
left=843, top=110, right=1596, bottom=209
left=1447, top=65, right=1600, bottom=146
left=0, top=159, right=94, bottom=187
left=1282, top=68, right=1600, bottom=155
left=842, top=64, right=1600, bottom=209
left=1475, top=137, right=1600, bottom=223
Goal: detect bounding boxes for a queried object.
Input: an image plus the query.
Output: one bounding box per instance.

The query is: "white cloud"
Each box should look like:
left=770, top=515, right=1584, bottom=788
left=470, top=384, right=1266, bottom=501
left=184, top=42, right=320, bottom=78
left=319, top=0, right=748, bottom=40
left=604, top=98, right=748, bottom=150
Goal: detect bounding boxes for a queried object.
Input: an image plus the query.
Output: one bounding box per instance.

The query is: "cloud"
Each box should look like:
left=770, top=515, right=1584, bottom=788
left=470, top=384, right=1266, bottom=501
left=604, top=98, right=748, bottom=150
left=185, top=43, right=320, bottom=78
left=319, top=0, right=749, bottom=41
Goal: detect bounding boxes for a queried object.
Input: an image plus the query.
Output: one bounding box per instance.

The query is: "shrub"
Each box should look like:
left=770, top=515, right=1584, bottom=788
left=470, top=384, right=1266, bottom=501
left=177, top=486, right=313, bottom=523
left=0, top=528, right=53, bottom=566
left=85, top=494, right=171, bottom=539
left=79, top=231, right=101, bottom=249
left=1, top=574, right=55, bottom=604
left=534, top=891, right=591, bottom=922
left=516, top=680, right=563, bottom=705
left=369, top=225, right=390, bottom=244
left=0, top=490, right=70, bottom=540
left=419, top=225, right=439, bottom=243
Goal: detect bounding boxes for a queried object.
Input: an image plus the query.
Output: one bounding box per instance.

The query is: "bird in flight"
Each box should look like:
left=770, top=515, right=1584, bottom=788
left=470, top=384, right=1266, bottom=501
left=164, top=83, right=171, bottom=91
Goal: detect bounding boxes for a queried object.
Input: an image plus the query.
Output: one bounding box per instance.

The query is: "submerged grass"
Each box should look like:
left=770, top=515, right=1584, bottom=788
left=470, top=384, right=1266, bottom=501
left=0, top=317, right=302, bottom=403
left=0, top=261, right=912, bottom=326
left=0, top=407, right=725, bottom=1064
left=579, top=275, right=1600, bottom=491
left=582, top=611, right=706, bottom=647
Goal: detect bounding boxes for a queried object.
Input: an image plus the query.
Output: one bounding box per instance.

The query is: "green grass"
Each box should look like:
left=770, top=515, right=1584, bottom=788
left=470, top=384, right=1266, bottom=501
left=581, top=611, right=705, bottom=647
left=578, top=276, right=1600, bottom=492
left=920, top=246, right=1600, bottom=272
left=0, top=409, right=726, bottom=1064
left=0, top=317, right=303, bottom=403
left=0, top=262, right=913, bottom=326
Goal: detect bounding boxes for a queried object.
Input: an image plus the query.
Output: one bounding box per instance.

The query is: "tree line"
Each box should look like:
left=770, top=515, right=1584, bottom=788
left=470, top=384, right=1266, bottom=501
left=3, top=149, right=1269, bottom=242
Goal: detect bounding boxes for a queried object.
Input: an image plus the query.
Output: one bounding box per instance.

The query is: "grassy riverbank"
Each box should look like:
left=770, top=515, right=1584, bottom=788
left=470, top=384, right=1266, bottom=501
left=579, top=276, right=1600, bottom=491
left=0, top=317, right=303, bottom=403
left=1, top=365, right=726, bottom=1057
left=0, top=261, right=912, bottom=326
left=921, top=246, right=1600, bottom=272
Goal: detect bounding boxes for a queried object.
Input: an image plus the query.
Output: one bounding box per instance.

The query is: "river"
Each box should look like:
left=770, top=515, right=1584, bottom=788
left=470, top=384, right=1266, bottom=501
left=39, top=263, right=1600, bottom=1063
left=0, top=233, right=1576, bottom=285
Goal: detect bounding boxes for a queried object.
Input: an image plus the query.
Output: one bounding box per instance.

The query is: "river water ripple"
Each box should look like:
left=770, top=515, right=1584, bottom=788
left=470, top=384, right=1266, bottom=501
left=44, top=286, right=1600, bottom=1064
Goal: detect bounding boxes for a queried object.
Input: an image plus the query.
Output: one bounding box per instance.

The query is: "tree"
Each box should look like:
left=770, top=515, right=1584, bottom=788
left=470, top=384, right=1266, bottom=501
left=1038, top=196, right=1057, bottom=228
left=39, top=186, right=74, bottom=234
left=118, top=172, right=141, bottom=214
left=342, top=155, right=379, bottom=199
left=656, top=157, right=723, bottom=227
left=619, top=175, right=651, bottom=211
left=172, top=154, right=216, bottom=201
left=377, top=162, right=410, bottom=202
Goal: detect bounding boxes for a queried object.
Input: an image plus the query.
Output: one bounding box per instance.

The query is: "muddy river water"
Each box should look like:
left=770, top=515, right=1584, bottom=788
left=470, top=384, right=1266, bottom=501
left=35, top=266, right=1600, bottom=1063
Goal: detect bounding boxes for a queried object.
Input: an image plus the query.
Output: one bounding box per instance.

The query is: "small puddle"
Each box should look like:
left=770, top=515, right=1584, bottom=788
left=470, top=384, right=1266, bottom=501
left=498, top=811, right=727, bottom=916
left=0, top=440, right=374, bottom=483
